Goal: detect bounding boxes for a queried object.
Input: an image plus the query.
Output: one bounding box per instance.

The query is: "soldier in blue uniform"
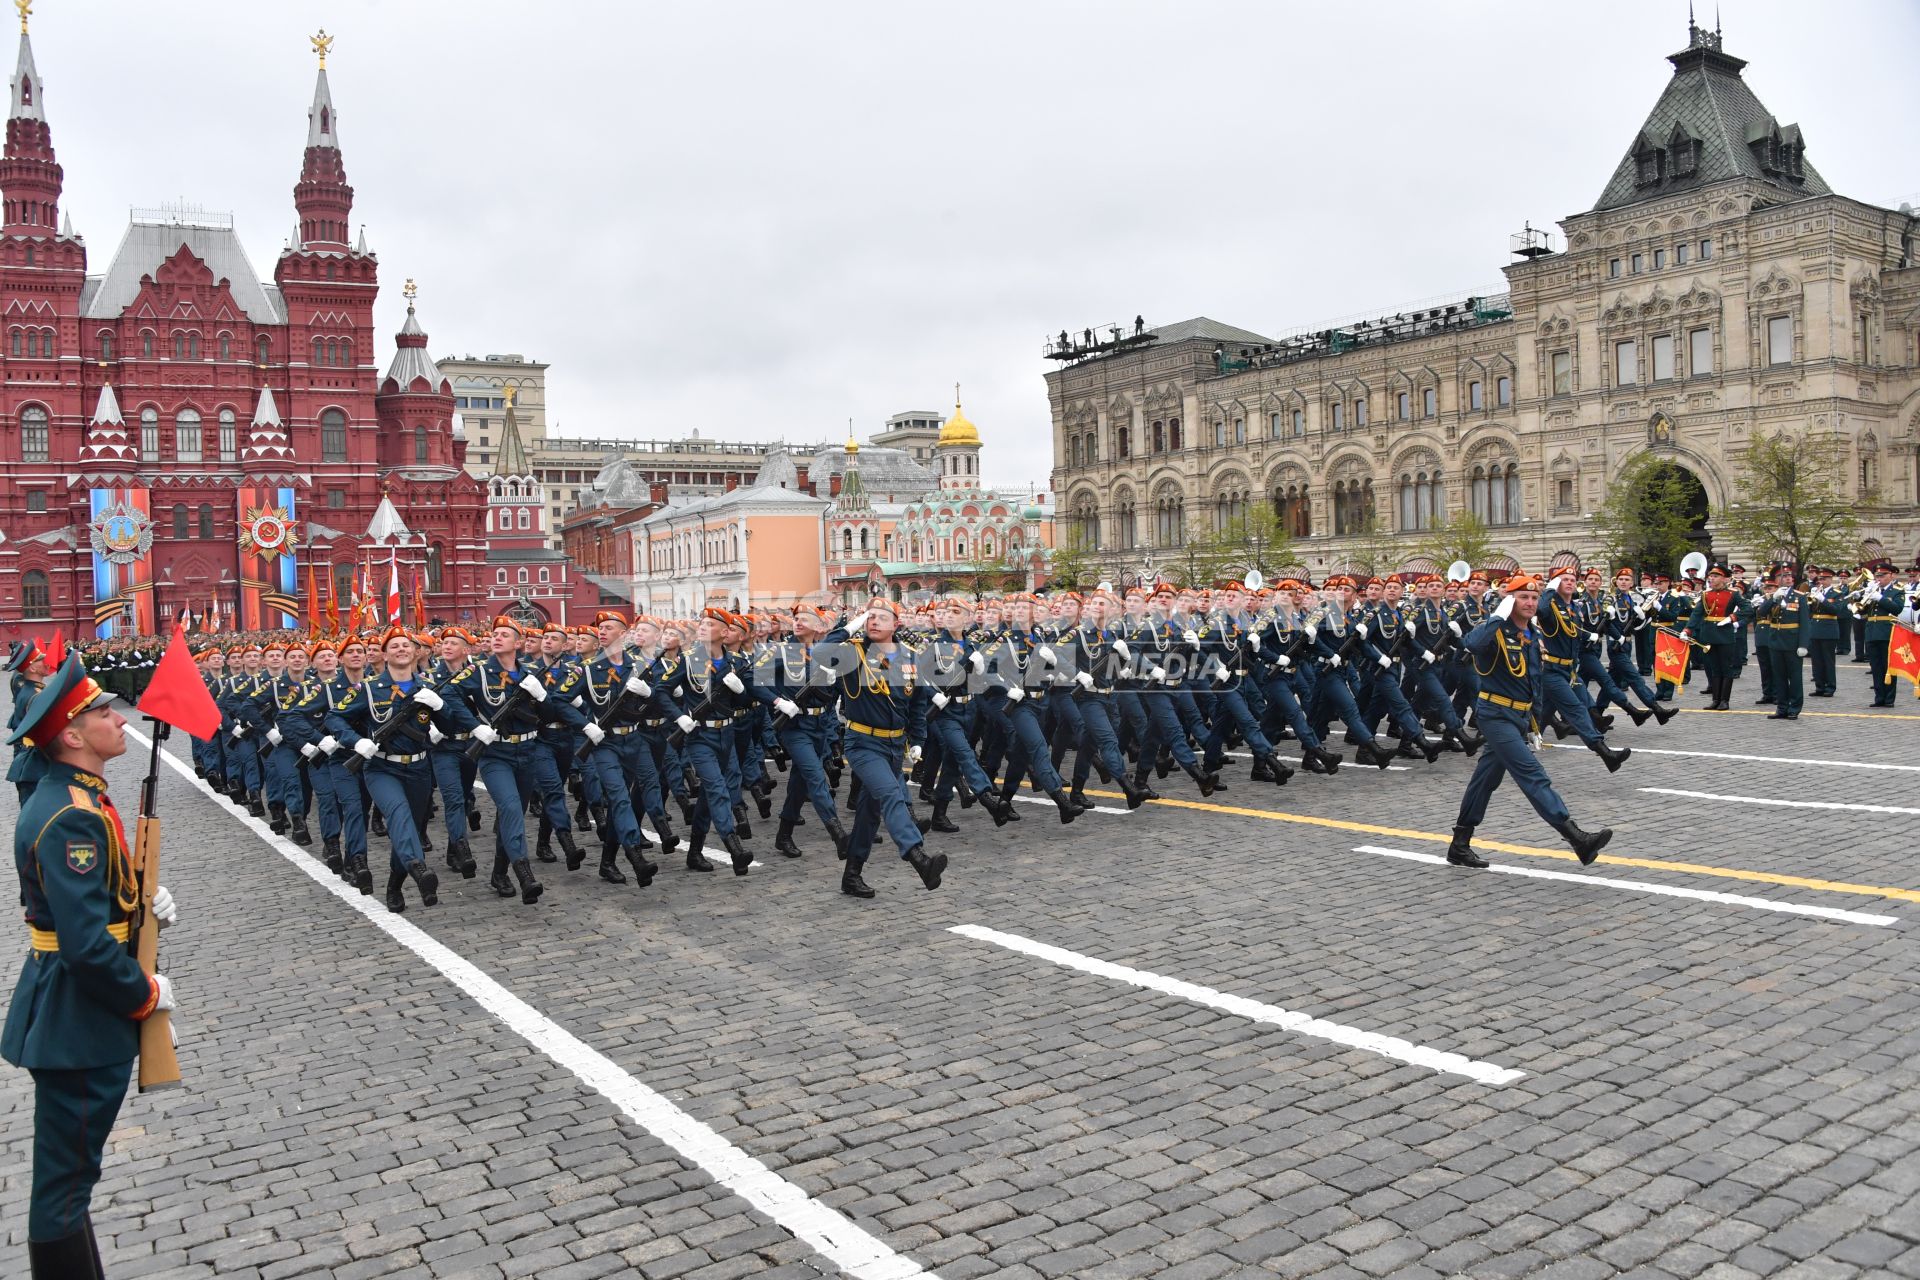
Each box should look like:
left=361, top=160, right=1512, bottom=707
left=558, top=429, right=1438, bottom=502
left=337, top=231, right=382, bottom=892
left=4, top=653, right=180, bottom=1278
left=576, top=610, right=666, bottom=887
left=1447, top=574, right=1613, bottom=869
left=649, top=608, right=755, bottom=873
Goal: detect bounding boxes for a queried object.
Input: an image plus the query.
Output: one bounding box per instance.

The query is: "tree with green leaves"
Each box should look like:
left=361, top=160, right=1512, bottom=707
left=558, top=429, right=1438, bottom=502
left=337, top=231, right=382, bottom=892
left=1719, top=431, right=1867, bottom=572
left=1417, top=510, right=1496, bottom=573
left=1591, top=450, right=1706, bottom=576
left=1045, top=536, right=1097, bottom=592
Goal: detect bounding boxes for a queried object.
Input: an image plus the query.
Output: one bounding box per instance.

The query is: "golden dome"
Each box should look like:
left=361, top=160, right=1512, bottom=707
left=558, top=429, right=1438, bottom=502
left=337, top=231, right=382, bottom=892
left=937, top=391, right=980, bottom=449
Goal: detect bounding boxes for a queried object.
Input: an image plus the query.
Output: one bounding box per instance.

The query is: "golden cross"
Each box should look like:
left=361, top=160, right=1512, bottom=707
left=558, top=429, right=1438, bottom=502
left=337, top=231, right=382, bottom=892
left=310, top=28, right=333, bottom=68
left=14, top=1, right=29, bottom=35
left=402, top=278, right=418, bottom=303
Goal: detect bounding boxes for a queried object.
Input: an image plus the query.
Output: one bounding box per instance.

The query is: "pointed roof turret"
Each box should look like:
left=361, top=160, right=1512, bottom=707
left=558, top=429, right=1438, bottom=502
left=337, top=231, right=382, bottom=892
left=77, top=382, right=136, bottom=469
left=838, top=429, right=870, bottom=513
left=292, top=28, right=353, bottom=250
left=493, top=385, right=530, bottom=479
left=382, top=279, right=442, bottom=392
left=366, top=492, right=411, bottom=545
left=241, top=384, right=294, bottom=465
left=2, top=1, right=62, bottom=237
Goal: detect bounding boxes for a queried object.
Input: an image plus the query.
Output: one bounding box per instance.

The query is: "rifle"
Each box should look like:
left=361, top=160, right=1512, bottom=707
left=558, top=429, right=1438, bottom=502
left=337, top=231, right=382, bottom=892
left=133, top=719, right=182, bottom=1092
left=573, top=656, right=650, bottom=761
left=464, top=662, right=550, bottom=761
left=344, top=670, right=460, bottom=775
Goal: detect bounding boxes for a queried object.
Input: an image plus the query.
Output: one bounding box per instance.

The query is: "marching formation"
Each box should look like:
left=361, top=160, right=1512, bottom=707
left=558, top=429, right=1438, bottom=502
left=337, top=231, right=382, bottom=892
left=12, top=556, right=1912, bottom=916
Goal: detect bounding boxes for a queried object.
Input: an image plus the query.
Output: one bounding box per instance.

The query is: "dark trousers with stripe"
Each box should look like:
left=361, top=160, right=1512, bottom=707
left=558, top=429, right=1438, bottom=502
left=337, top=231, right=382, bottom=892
left=29, top=1059, right=131, bottom=1240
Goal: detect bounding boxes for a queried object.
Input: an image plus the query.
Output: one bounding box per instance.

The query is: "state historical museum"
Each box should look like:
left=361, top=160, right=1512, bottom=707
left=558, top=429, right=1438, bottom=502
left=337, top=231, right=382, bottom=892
left=0, top=21, right=495, bottom=644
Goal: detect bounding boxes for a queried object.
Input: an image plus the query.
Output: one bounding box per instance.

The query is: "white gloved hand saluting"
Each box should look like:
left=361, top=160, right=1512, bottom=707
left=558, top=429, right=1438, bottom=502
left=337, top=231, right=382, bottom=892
left=583, top=723, right=605, bottom=745
left=518, top=673, right=547, bottom=701
left=1493, top=595, right=1516, bottom=621
left=472, top=724, right=499, bottom=745
left=722, top=671, right=745, bottom=694
left=848, top=611, right=870, bottom=636
left=353, top=738, right=377, bottom=759
left=151, top=885, right=178, bottom=929
left=774, top=697, right=802, bottom=718
left=412, top=687, right=444, bottom=711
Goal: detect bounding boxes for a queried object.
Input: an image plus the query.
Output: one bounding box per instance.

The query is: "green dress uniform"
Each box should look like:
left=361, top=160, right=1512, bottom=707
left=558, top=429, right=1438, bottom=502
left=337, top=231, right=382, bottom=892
left=1755, top=587, right=1810, bottom=718
left=4, top=666, right=163, bottom=1274
left=1856, top=577, right=1909, bottom=706
left=1807, top=583, right=1845, bottom=696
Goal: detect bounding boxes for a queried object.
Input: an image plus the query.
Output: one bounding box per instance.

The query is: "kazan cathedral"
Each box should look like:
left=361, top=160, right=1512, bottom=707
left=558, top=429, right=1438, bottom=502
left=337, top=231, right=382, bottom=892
left=0, top=17, right=552, bottom=646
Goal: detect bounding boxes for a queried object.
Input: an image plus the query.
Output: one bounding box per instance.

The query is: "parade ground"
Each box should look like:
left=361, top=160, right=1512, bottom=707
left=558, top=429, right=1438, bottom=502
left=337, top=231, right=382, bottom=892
left=3, top=663, right=1916, bottom=1280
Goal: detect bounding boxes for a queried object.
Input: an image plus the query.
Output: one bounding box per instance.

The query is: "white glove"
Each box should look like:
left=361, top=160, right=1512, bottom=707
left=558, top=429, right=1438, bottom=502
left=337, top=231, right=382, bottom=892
left=1074, top=671, right=1094, bottom=690
left=1148, top=666, right=1167, bottom=683
left=1529, top=732, right=1544, bottom=751
left=318, top=734, right=339, bottom=755
left=231, top=724, right=247, bottom=740
left=428, top=724, right=445, bottom=745
left=676, top=714, right=697, bottom=734
left=151, top=885, right=177, bottom=929
left=905, top=744, right=923, bottom=770
left=1006, top=685, right=1026, bottom=703
left=1277, top=654, right=1291, bottom=669
left=583, top=723, right=606, bottom=745
left=1305, top=624, right=1319, bottom=642
left=624, top=675, right=650, bottom=697
left=968, top=650, right=987, bottom=673
left=1604, top=604, right=1617, bottom=618
left=518, top=673, right=547, bottom=701
left=266, top=726, right=282, bottom=746
left=1422, top=649, right=1436, bottom=664
left=300, top=743, right=318, bottom=759
left=571, top=695, right=584, bottom=708
left=1774, top=586, right=1790, bottom=600
left=1796, top=647, right=1808, bottom=658
left=722, top=671, right=745, bottom=694
left=150, top=973, right=176, bottom=1014
left=1680, top=629, right=1692, bottom=642
left=1113, top=640, right=1132, bottom=660
left=1182, top=630, right=1200, bottom=646
left=353, top=738, right=377, bottom=759
left=1037, top=645, right=1058, bottom=665
left=930, top=692, right=950, bottom=710
left=1327, top=653, right=1343, bottom=669
left=1377, top=654, right=1392, bottom=669
left=1356, top=622, right=1369, bottom=639
left=1448, top=621, right=1463, bottom=638
left=1633, top=603, right=1647, bottom=619
left=472, top=724, right=499, bottom=745
left=848, top=611, right=870, bottom=635
left=413, top=687, right=444, bottom=711
left=1585, top=633, right=1599, bottom=645
left=774, top=696, right=802, bottom=718
left=1493, top=596, right=1515, bottom=621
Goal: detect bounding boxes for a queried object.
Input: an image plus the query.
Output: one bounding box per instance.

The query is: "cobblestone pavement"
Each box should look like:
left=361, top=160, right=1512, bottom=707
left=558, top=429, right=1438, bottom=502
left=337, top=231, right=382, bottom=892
left=3, top=662, right=1918, bottom=1279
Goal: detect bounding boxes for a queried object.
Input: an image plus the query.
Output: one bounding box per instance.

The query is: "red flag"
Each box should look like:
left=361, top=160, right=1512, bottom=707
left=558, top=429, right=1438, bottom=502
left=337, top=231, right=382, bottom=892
left=1653, top=627, right=1690, bottom=686
left=325, top=569, right=341, bottom=635
left=45, top=630, right=65, bottom=671
left=386, top=552, right=402, bottom=625
left=305, top=561, right=321, bottom=638
left=1891, top=622, right=1920, bottom=697
left=412, top=565, right=426, bottom=629
left=136, top=624, right=223, bottom=741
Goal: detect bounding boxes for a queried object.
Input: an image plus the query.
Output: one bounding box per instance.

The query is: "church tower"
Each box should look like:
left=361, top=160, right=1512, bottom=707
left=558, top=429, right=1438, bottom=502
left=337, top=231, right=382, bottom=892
left=934, top=387, right=983, bottom=493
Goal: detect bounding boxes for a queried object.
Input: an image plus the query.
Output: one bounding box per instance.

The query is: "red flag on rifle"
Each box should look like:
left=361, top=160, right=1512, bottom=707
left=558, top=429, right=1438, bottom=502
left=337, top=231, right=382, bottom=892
left=135, top=624, right=222, bottom=741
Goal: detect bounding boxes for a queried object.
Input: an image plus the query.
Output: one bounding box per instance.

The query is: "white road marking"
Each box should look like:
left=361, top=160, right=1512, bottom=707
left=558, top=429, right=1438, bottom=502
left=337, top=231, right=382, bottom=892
left=1545, top=743, right=1920, bottom=773
left=471, top=779, right=754, bottom=863
left=1224, top=750, right=1410, bottom=772
left=1641, top=787, right=1920, bottom=816
left=1007, top=794, right=1131, bottom=817
left=949, top=923, right=1523, bottom=1087
left=1352, top=844, right=1898, bottom=929
left=132, top=726, right=932, bottom=1280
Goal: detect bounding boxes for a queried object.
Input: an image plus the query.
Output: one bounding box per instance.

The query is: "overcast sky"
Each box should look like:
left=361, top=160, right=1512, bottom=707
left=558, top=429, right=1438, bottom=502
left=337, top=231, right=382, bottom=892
left=33, top=0, right=1920, bottom=489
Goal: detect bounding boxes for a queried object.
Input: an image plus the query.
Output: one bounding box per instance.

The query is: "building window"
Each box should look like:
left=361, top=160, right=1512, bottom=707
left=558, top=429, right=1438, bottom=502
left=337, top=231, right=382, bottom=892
left=1399, top=473, right=1441, bottom=531
left=320, top=408, right=347, bottom=461
left=22, top=570, right=50, bottom=619
left=173, top=332, right=186, bottom=359
left=1615, top=340, right=1637, bottom=386
left=175, top=408, right=203, bottom=462
left=1767, top=315, right=1793, bottom=366
left=1115, top=425, right=1130, bottom=458
left=1168, top=418, right=1181, bottom=450
left=1212, top=420, right=1225, bottom=448
left=1396, top=391, right=1410, bottom=421
left=20, top=404, right=48, bottom=461
left=414, top=425, right=428, bottom=462
left=1292, top=409, right=1305, bottom=436
left=1609, top=259, right=1621, bottom=279
left=517, top=568, right=528, bottom=584
left=1273, top=485, right=1311, bottom=537
left=1675, top=242, right=1689, bottom=265
left=1069, top=436, right=1082, bottom=467
left=497, top=569, right=507, bottom=585
left=219, top=333, right=231, bottom=360
left=1631, top=253, right=1644, bottom=274
left=539, top=567, right=550, bottom=583
left=141, top=407, right=160, bottom=460
left=1689, top=327, right=1712, bottom=377
left=1353, top=398, right=1367, bottom=427
left=172, top=503, right=188, bottom=538
left=1151, top=420, right=1164, bottom=453
left=1653, top=248, right=1666, bottom=270
left=256, top=335, right=270, bottom=363
left=1470, top=462, right=1522, bottom=526
left=218, top=408, right=237, bottom=461
left=1233, top=417, right=1245, bottom=444
left=26, top=489, right=45, bottom=513
left=1422, top=388, right=1437, bottom=417
left=1154, top=489, right=1184, bottom=547
left=98, top=331, right=114, bottom=360
left=426, top=544, right=443, bottom=593
left=1497, top=375, right=1512, bottom=407
left=188, top=333, right=201, bottom=360
left=1469, top=380, right=1483, bottom=410
left=1267, top=412, right=1280, bottom=439
left=142, top=331, right=154, bottom=358
left=1115, top=499, right=1136, bottom=549
left=1699, top=239, right=1712, bottom=260
left=1332, top=479, right=1373, bottom=536
left=1557, top=478, right=1575, bottom=510
left=1652, top=334, right=1676, bottom=381
left=1331, top=402, right=1343, bottom=431
left=198, top=504, right=214, bottom=538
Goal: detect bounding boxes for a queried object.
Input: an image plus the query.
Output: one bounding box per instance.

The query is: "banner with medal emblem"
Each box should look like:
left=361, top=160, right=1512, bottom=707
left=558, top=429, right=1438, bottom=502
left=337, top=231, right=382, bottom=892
left=88, top=488, right=156, bottom=638
left=236, top=485, right=302, bottom=631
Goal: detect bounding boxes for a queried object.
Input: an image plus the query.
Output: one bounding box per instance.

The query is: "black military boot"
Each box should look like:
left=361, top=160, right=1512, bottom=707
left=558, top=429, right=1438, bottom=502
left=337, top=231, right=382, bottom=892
left=386, top=868, right=408, bottom=913
left=1588, top=739, right=1632, bottom=773
left=322, top=835, right=343, bottom=875
left=1650, top=700, right=1678, bottom=725
left=1449, top=729, right=1482, bottom=757
left=1250, top=754, right=1275, bottom=783
left=1305, top=747, right=1342, bottom=775
left=590, top=802, right=611, bottom=834
left=599, top=840, right=627, bottom=884
left=347, top=854, right=373, bottom=895
left=1155, top=748, right=1172, bottom=779
left=407, top=861, right=440, bottom=907
left=268, top=800, right=289, bottom=834
left=1048, top=788, right=1080, bottom=824
left=722, top=831, right=752, bottom=875
left=1356, top=740, right=1395, bottom=770
left=929, top=800, right=961, bottom=833
left=823, top=818, right=851, bottom=857
left=556, top=828, right=585, bottom=871
left=446, top=836, right=476, bottom=878
left=1622, top=703, right=1652, bottom=727
left=1557, top=820, right=1613, bottom=866
left=775, top=818, right=804, bottom=857
left=976, top=789, right=1013, bottom=826
left=289, top=813, right=312, bottom=846
left=1118, top=776, right=1147, bottom=810
left=489, top=852, right=515, bottom=898
left=1261, top=752, right=1294, bottom=785
left=467, top=803, right=483, bottom=831
left=512, top=858, right=544, bottom=904
left=533, top=817, right=557, bottom=863
left=574, top=796, right=593, bottom=830
left=686, top=833, right=714, bottom=872
left=624, top=844, right=658, bottom=887
left=1182, top=762, right=1219, bottom=796
left=1133, top=774, right=1161, bottom=801
left=754, top=784, right=773, bottom=820
left=1593, top=712, right=1617, bottom=733
left=905, top=844, right=947, bottom=890
left=1068, top=785, right=1094, bottom=813
left=369, top=806, right=386, bottom=835
left=28, top=1229, right=97, bottom=1279
left=651, top=812, right=680, bottom=854
left=913, top=809, right=933, bottom=835
left=1446, top=825, right=1489, bottom=868
left=249, top=792, right=268, bottom=818
left=734, top=805, right=754, bottom=841
left=996, top=780, right=1023, bottom=820
left=841, top=858, right=875, bottom=899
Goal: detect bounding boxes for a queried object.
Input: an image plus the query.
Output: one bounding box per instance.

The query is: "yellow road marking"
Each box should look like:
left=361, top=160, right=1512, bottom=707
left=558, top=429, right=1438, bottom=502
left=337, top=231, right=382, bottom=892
left=1674, top=708, right=1920, bottom=720
left=1077, top=788, right=1920, bottom=905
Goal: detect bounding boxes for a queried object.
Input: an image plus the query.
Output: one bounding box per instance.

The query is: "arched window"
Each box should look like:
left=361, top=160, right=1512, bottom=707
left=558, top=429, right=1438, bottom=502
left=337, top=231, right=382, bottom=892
left=858, top=528, right=870, bottom=553
left=175, top=408, right=203, bottom=462
left=1115, top=425, right=1130, bottom=458
left=1069, top=437, right=1082, bottom=467
left=21, top=569, right=50, bottom=619
left=20, top=405, right=48, bottom=462
left=188, top=333, right=201, bottom=360
left=256, top=335, right=270, bottom=364
left=140, top=407, right=160, bottom=460
left=518, top=508, right=531, bottom=530
left=842, top=528, right=853, bottom=555
left=13, top=328, right=25, bottom=356
left=198, top=504, right=214, bottom=538
left=1333, top=478, right=1374, bottom=535
left=1504, top=465, right=1522, bottom=524
left=1152, top=420, right=1165, bottom=453
left=218, top=408, right=238, bottom=462
left=414, top=425, right=428, bottom=462
left=1154, top=486, right=1185, bottom=547
left=173, top=332, right=186, bottom=360
left=98, top=330, right=115, bottom=360
left=141, top=330, right=154, bottom=358
left=496, top=569, right=507, bottom=585
left=539, top=567, right=550, bottom=583
left=312, top=337, right=324, bottom=366
left=1168, top=417, right=1183, bottom=450
left=1115, top=496, right=1136, bottom=549
left=172, top=503, right=188, bottom=538
left=1273, top=484, right=1312, bottom=537
left=426, top=544, right=444, bottom=593
left=218, top=332, right=231, bottom=361
left=320, top=408, right=347, bottom=461
left=517, top=568, right=529, bottom=584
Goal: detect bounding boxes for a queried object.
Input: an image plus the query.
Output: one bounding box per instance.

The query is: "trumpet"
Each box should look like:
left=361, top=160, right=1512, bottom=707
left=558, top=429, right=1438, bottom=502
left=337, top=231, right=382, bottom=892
left=1843, top=566, right=1876, bottom=601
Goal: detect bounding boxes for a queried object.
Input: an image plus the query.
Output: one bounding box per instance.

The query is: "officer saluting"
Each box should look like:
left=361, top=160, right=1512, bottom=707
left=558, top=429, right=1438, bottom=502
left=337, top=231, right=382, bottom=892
left=4, top=652, right=181, bottom=1278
